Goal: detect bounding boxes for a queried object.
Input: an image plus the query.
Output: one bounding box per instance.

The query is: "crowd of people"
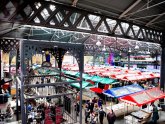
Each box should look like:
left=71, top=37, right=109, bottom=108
left=84, top=97, right=116, bottom=124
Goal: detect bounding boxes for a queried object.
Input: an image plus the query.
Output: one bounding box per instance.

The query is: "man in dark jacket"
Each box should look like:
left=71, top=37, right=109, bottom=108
left=88, top=100, right=94, bottom=113
left=107, top=109, right=116, bottom=124
left=151, top=103, right=159, bottom=124
left=99, top=107, right=106, bottom=124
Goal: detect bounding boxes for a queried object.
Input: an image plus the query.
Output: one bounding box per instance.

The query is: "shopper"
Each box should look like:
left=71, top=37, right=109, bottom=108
left=98, top=98, right=103, bottom=108
left=85, top=104, right=90, bottom=123
left=99, top=106, right=106, bottom=124
left=88, top=100, right=94, bottom=113
left=107, top=109, right=116, bottom=124
left=75, top=101, right=80, bottom=116
left=5, top=104, right=14, bottom=118
left=27, top=103, right=32, bottom=112
left=90, top=112, right=97, bottom=124
left=92, top=97, right=97, bottom=104
left=151, top=103, right=159, bottom=123
left=93, top=103, right=99, bottom=123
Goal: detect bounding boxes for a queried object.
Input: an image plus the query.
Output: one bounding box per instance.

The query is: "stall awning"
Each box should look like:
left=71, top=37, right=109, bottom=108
left=64, top=71, right=79, bottom=77
left=146, top=88, right=165, bottom=100
left=100, top=78, right=116, bottom=84
left=120, top=92, right=155, bottom=106
left=90, top=76, right=103, bottom=82
left=104, top=87, right=130, bottom=98
left=70, top=81, right=93, bottom=89
left=125, top=84, right=144, bottom=93
left=90, top=87, right=103, bottom=94
left=83, top=74, right=93, bottom=80
left=104, top=84, right=144, bottom=98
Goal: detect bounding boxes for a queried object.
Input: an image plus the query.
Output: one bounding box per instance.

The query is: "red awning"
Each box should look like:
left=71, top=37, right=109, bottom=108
left=90, top=88, right=103, bottom=94
left=122, top=76, right=138, bottom=81
left=146, top=88, right=165, bottom=100
left=119, top=88, right=165, bottom=106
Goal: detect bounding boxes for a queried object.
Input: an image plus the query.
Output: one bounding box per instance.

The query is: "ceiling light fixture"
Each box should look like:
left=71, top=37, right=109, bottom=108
left=146, top=49, right=150, bottom=54
left=96, top=41, right=101, bottom=46
left=128, top=48, right=131, bottom=53
left=102, top=45, right=106, bottom=51
left=135, top=45, right=139, bottom=49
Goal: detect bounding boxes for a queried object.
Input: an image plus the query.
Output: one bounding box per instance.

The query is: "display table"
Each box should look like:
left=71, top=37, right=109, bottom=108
left=124, top=115, right=140, bottom=124
left=125, top=110, right=151, bottom=124
left=106, top=102, right=139, bottom=117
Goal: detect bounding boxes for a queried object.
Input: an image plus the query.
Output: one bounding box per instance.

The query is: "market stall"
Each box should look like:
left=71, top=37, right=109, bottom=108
left=104, top=84, right=144, bottom=116
left=120, top=88, right=165, bottom=124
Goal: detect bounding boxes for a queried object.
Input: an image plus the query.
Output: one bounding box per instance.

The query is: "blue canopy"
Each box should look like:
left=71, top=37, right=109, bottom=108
left=104, top=84, right=144, bottom=98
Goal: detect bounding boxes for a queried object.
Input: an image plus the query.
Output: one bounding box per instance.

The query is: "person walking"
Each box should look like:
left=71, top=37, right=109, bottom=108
left=85, top=104, right=90, bottom=123
left=151, top=103, right=159, bottom=124
left=98, top=98, right=103, bottom=108
left=107, top=109, right=116, bottom=124
left=99, top=106, right=106, bottom=124
left=88, top=100, right=94, bottom=113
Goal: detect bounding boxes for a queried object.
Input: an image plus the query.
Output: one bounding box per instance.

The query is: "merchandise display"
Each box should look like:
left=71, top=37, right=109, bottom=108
left=106, top=102, right=139, bottom=117
left=124, top=115, right=139, bottom=124
left=131, top=111, right=150, bottom=119
left=125, top=110, right=151, bottom=124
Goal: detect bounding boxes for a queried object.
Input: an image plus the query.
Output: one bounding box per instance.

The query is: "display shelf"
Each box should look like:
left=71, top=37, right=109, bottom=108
left=106, top=103, right=139, bottom=117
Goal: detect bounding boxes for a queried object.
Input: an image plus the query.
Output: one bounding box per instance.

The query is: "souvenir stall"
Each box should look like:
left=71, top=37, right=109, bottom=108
left=120, top=88, right=165, bottom=124
left=19, top=40, right=84, bottom=124
left=104, top=84, right=144, bottom=116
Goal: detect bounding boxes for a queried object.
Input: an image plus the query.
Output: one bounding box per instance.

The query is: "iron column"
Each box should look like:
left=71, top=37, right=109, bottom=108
left=160, top=32, right=165, bottom=92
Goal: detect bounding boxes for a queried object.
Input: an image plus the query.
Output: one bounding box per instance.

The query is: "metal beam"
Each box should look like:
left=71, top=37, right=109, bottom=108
left=145, top=12, right=165, bottom=26
left=0, top=0, right=163, bottom=43
left=24, top=81, right=79, bottom=88
left=25, top=92, right=76, bottom=100
left=119, top=0, right=142, bottom=19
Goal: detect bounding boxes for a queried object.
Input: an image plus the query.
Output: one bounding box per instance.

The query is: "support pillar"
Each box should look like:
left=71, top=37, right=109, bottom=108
left=79, top=48, right=84, bottom=124
left=155, top=51, right=158, bottom=69
left=128, top=52, right=130, bottom=69
left=9, top=52, right=12, bottom=78
left=16, top=77, right=19, bottom=121
left=160, top=45, right=165, bottom=91
left=0, top=49, right=1, bottom=80
left=16, top=49, right=19, bottom=75
left=20, top=41, right=26, bottom=124
left=93, top=53, right=96, bottom=66
left=31, top=57, right=33, bottom=67
left=160, top=32, right=165, bottom=92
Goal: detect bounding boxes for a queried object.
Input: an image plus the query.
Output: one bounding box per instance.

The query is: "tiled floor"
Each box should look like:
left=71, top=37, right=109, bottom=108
left=1, top=96, right=165, bottom=124
left=2, top=110, right=165, bottom=124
